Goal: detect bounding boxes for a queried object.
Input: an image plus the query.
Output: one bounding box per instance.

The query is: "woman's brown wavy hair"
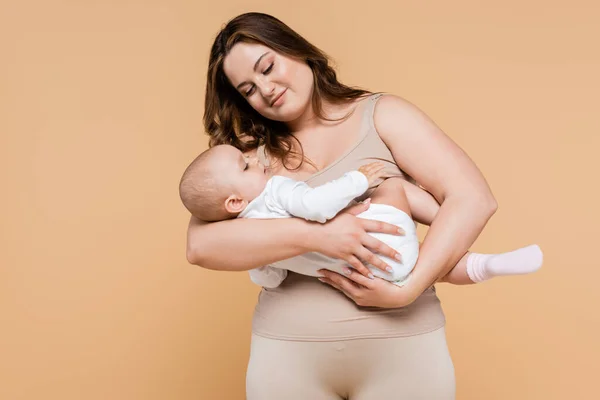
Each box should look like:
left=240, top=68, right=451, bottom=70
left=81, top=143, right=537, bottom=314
left=204, top=12, right=370, bottom=169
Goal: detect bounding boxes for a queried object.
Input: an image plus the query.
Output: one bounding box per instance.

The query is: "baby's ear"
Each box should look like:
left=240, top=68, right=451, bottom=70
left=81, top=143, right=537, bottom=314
left=224, top=195, right=247, bottom=214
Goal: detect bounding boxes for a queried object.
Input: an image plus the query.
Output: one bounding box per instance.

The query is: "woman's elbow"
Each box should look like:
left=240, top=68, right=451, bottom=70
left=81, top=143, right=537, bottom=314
left=452, top=189, right=498, bottom=217
left=186, top=242, right=204, bottom=266
left=186, top=243, right=226, bottom=270
left=487, top=196, right=498, bottom=215
left=478, top=193, right=498, bottom=217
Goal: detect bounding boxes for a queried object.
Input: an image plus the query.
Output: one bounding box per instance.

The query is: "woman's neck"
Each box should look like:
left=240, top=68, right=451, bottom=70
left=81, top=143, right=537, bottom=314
left=286, top=98, right=355, bottom=134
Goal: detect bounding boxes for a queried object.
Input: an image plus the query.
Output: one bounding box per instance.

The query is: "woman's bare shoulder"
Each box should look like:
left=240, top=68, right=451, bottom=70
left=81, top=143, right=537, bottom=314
left=374, top=93, right=419, bottom=117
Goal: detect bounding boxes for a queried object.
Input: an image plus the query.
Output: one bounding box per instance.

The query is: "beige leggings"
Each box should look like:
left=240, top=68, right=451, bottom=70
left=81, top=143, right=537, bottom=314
left=246, top=327, right=455, bottom=399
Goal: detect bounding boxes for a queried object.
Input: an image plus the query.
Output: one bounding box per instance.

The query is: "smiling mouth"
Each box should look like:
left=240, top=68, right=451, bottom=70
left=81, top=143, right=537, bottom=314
left=271, top=89, right=287, bottom=106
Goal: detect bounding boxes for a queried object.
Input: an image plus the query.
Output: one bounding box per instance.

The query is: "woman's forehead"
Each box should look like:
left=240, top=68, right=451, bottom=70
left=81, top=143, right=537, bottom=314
left=223, top=42, right=272, bottom=83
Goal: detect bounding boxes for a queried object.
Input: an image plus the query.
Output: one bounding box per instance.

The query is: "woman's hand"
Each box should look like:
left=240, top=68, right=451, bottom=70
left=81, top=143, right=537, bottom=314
left=317, top=268, right=419, bottom=308
left=311, top=199, right=405, bottom=279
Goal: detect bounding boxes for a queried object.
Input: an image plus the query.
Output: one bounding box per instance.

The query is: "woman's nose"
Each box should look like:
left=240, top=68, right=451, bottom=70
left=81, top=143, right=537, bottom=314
left=257, top=78, right=275, bottom=97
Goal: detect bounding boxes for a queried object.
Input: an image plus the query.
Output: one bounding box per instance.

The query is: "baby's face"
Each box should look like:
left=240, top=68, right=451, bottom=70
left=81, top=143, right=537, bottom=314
left=214, top=145, right=269, bottom=202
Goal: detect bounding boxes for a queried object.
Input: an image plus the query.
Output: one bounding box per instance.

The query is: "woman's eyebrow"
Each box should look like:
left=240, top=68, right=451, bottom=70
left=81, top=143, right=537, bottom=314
left=253, top=52, right=270, bottom=71
left=236, top=52, right=270, bottom=89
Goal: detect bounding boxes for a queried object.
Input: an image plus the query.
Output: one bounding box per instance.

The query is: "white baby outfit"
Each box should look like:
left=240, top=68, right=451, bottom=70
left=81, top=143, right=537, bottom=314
left=238, top=171, right=419, bottom=288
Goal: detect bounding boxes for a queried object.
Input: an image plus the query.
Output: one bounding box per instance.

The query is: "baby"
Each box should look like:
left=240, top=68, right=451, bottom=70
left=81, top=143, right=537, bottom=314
left=179, top=144, right=543, bottom=288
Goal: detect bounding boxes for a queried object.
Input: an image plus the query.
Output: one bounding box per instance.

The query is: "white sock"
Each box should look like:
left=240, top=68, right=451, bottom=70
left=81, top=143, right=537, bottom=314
left=466, top=244, right=543, bottom=283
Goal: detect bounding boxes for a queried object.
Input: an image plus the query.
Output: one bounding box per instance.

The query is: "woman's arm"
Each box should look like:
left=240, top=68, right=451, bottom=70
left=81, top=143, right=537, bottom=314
left=186, top=216, right=313, bottom=271
left=318, top=95, right=497, bottom=307
left=378, top=95, right=497, bottom=300
left=186, top=202, right=404, bottom=274
left=186, top=146, right=318, bottom=271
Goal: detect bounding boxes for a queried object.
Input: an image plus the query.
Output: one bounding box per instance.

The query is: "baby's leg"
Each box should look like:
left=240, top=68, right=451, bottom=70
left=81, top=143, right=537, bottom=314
left=366, top=178, right=418, bottom=282
left=369, top=177, right=411, bottom=214
left=396, top=179, right=439, bottom=226
left=380, top=179, right=543, bottom=284
left=440, top=245, right=543, bottom=284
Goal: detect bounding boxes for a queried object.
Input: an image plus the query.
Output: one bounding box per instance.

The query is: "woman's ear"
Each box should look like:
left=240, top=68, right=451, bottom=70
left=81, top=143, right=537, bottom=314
left=224, top=194, right=248, bottom=214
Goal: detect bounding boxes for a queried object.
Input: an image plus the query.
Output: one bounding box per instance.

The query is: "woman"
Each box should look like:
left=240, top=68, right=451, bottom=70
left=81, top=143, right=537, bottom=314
left=188, top=12, right=497, bottom=399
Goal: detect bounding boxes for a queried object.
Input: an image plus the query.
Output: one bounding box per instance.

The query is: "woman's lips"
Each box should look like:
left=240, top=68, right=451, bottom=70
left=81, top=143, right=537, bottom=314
left=271, top=88, right=287, bottom=107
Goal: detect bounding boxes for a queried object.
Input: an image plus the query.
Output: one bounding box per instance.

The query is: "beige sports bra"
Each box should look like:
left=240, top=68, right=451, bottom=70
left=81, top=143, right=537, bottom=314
left=252, top=93, right=445, bottom=341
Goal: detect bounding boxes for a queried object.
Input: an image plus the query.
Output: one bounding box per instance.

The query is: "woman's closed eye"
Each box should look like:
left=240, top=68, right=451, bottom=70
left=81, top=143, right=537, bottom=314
left=263, top=63, right=274, bottom=75
left=243, top=64, right=275, bottom=96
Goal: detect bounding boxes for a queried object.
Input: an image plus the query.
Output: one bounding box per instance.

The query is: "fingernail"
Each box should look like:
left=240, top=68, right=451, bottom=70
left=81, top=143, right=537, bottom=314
left=386, top=266, right=393, bottom=272
left=395, top=254, right=402, bottom=261
left=318, top=278, right=326, bottom=283
left=363, top=198, right=371, bottom=204
left=397, top=228, right=405, bottom=234
left=368, top=273, right=375, bottom=280
left=343, top=267, right=352, bottom=275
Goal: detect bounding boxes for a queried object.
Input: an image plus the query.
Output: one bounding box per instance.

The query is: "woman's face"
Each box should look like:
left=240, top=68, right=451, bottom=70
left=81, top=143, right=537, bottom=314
left=223, top=42, right=314, bottom=123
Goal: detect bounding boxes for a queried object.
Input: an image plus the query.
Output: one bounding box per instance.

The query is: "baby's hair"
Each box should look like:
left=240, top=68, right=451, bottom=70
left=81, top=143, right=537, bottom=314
left=179, top=147, right=233, bottom=222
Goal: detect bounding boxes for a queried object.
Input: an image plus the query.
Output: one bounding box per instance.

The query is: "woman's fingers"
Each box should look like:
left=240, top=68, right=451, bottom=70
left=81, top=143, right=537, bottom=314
left=318, top=270, right=363, bottom=298
left=343, top=199, right=371, bottom=216
left=327, top=207, right=403, bottom=279
left=361, top=233, right=402, bottom=264
left=345, top=255, right=372, bottom=279
left=317, top=277, right=340, bottom=290
left=338, top=267, right=376, bottom=289
left=361, top=218, right=404, bottom=236
left=318, top=277, right=358, bottom=303
left=355, top=245, right=393, bottom=274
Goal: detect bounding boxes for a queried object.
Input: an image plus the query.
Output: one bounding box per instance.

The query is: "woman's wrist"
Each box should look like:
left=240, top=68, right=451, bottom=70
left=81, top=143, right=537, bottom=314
left=391, top=278, right=425, bottom=308
left=300, top=219, right=324, bottom=253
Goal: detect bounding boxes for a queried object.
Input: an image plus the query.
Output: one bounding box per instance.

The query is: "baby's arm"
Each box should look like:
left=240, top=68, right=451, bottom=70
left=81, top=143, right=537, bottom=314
left=248, top=172, right=368, bottom=287
left=271, top=172, right=368, bottom=223
left=271, top=162, right=386, bottom=223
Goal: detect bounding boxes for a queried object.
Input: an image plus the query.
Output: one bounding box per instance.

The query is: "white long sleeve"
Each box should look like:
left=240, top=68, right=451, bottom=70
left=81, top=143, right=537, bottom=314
left=239, top=172, right=420, bottom=289
left=269, top=170, right=369, bottom=223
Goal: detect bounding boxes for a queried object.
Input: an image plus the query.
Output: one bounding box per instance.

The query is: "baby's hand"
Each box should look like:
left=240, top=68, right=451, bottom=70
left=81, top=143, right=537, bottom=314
left=358, top=162, right=386, bottom=186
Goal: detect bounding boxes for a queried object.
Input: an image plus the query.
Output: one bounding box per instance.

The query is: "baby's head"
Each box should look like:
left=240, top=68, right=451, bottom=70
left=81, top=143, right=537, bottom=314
left=179, top=144, right=269, bottom=221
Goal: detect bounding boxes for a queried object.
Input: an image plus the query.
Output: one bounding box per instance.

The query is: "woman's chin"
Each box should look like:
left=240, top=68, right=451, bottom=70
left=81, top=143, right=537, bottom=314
left=265, top=109, right=302, bottom=123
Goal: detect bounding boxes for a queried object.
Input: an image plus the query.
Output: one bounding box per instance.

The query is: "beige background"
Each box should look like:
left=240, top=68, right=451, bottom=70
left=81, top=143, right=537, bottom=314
left=1, top=1, right=598, bottom=399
